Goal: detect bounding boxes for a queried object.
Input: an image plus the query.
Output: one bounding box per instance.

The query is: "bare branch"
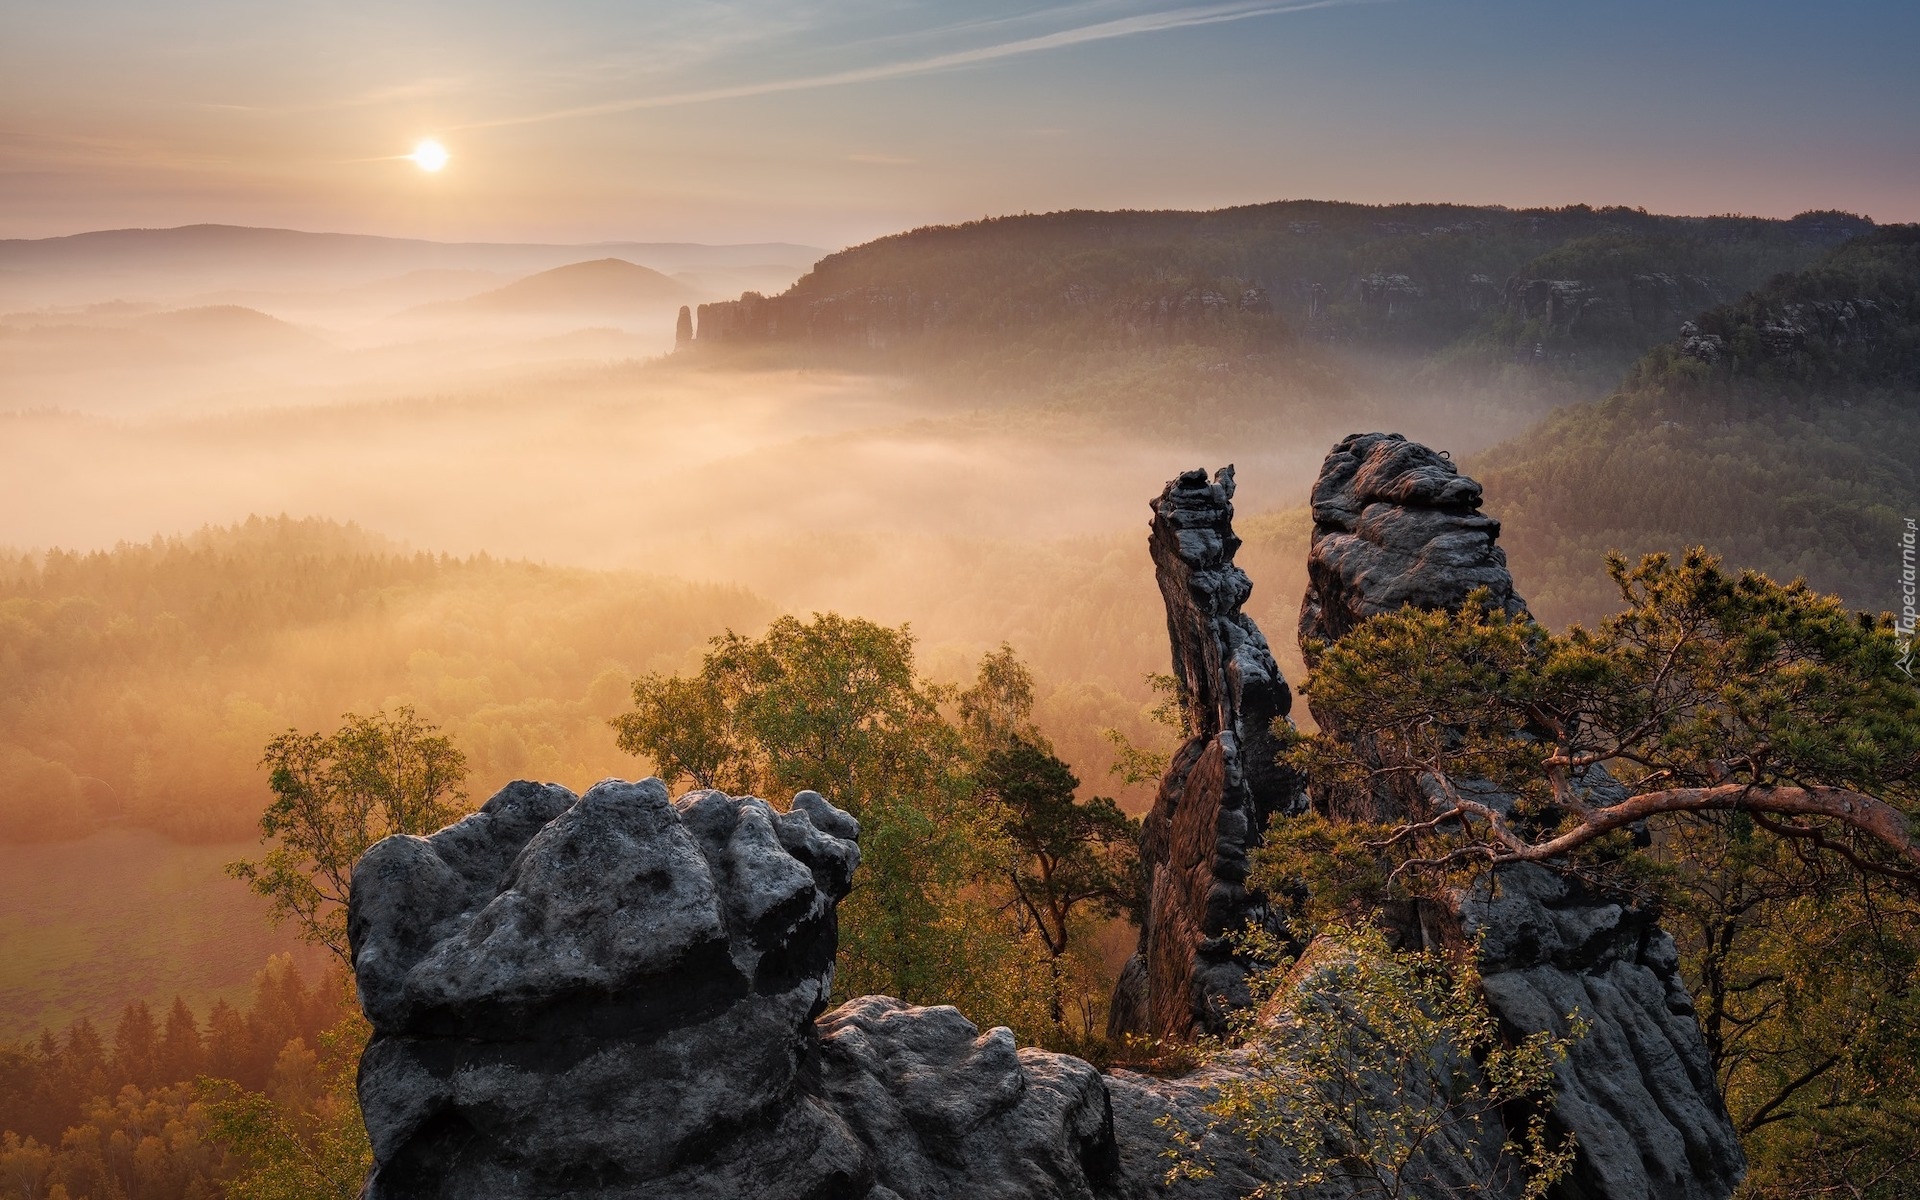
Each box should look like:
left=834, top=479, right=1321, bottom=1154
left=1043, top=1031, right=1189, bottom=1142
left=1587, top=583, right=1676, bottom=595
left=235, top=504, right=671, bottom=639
left=1483, top=784, right=1920, bottom=878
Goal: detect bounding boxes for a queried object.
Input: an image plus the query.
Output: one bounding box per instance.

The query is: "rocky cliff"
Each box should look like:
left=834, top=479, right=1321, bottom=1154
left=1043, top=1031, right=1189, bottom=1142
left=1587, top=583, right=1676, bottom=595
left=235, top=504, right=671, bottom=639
left=1108, top=467, right=1305, bottom=1042
left=349, top=778, right=1124, bottom=1199
left=1296, top=433, right=1747, bottom=1198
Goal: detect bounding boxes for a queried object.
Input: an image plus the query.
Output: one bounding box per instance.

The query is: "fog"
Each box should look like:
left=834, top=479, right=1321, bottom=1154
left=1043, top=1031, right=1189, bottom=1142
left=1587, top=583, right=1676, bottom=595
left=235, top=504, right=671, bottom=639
left=0, top=234, right=1553, bottom=1032
left=0, top=238, right=1548, bottom=719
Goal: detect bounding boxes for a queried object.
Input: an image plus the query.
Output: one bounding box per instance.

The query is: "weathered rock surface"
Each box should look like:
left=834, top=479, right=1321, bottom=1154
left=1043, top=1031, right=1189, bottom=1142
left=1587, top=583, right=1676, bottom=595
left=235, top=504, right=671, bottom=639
left=350, top=778, right=1124, bottom=1199
left=1295, top=433, right=1746, bottom=1199
left=1505, top=277, right=1604, bottom=332
left=1300, top=431, right=1526, bottom=656
left=1464, top=866, right=1745, bottom=1200
left=1111, top=467, right=1306, bottom=1043
left=1299, top=431, right=1528, bottom=824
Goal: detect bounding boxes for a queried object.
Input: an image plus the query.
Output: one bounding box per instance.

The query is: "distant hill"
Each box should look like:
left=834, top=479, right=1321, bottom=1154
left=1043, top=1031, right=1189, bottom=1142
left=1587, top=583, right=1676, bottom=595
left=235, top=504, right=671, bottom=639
left=1475, top=225, right=1920, bottom=628
left=0, top=303, right=325, bottom=380
left=692, top=201, right=1864, bottom=365
left=684, top=200, right=1869, bottom=436
left=426, top=258, right=697, bottom=315
left=0, top=224, right=825, bottom=275
left=0, top=224, right=826, bottom=306
left=136, top=303, right=323, bottom=350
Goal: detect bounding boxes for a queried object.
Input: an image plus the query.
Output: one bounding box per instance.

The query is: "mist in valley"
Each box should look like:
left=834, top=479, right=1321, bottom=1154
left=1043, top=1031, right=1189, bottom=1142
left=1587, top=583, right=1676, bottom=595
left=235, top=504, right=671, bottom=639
left=0, top=231, right=1547, bottom=1031
left=9, top=201, right=1886, bottom=1042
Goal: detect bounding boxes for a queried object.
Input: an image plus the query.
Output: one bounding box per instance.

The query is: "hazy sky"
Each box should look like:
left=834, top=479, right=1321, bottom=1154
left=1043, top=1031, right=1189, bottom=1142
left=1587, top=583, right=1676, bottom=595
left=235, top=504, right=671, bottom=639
left=3, top=0, right=1915, bottom=245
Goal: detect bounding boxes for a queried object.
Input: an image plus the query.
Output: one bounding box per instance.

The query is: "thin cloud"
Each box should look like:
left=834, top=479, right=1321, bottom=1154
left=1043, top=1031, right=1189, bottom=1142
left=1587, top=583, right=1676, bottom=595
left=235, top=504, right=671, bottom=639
left=454, top=0, right=1376, bottom=131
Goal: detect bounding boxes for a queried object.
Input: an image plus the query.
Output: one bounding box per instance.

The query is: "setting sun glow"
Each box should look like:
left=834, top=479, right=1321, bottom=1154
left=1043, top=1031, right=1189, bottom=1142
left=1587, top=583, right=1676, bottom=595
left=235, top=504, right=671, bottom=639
left=408, top=139, right=449, bottom=172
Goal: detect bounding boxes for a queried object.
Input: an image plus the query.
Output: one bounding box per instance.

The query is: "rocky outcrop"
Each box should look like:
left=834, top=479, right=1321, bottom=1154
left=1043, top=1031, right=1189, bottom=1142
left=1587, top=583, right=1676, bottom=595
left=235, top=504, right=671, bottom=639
left=1463, top=866, right=1746, bottom=1200
left=1506, top=277, right=1604, bottom=332
left=349, top=773, right=1522, bottom=1200
left=1301, top=432, right=1526, bottom=657
left=345, top=444, right=1749, bottom=1200
left=695, top=286, right=937, bottom=347
left=1295, top=433, right=1746, bottom=1199
left=674, top=304, right=692, bottom=346
left=1110, top=467, right=1305, bottom=1042
left=350, top=778, right=1120, bottom=1199
left=1359, top=272, right=1425, bottom=319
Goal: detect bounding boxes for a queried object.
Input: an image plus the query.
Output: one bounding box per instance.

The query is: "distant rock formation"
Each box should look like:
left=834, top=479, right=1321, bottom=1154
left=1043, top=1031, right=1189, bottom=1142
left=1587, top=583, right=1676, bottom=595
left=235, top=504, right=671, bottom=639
left=695, top=286, right=936, bottom=347
left=1109, top=467, right=1305, bottom=1042
left=1358, top=272, right=1425, bottom=318
left=1296, top=432, right=1747, bottom=1198
left=349, top=778, right=1121, bottom=1200
left=1626, top=272, right=1717, bottom=329
left=674, top=304, right=692, bottom=346
left=1505, top=276, right=1603, bottom=332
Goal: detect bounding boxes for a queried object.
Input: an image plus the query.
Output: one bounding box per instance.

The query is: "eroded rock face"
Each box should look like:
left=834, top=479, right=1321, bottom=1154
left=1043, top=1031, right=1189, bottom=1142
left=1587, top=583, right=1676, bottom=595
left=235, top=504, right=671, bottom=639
left=1295, top=433, right=1746, bottom=1199
left=1111, top=467, right=1305, bottom=1043
left=1464, top=866, right=1745, bottom=1200
left=350, top=778, right=1122, bottom=1200
left=1300, top=431, right=1526, bottom=657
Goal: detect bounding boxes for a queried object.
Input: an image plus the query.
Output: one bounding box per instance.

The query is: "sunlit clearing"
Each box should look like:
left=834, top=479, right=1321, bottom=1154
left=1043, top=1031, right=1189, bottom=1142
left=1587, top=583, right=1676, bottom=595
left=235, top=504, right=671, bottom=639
left=409, top=139, right=449, bottom=171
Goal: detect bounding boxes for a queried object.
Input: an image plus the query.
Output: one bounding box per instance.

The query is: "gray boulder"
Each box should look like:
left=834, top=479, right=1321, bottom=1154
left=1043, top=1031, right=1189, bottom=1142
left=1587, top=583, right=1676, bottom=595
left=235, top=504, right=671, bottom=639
left=349, top=777, right=1123, bottom=1199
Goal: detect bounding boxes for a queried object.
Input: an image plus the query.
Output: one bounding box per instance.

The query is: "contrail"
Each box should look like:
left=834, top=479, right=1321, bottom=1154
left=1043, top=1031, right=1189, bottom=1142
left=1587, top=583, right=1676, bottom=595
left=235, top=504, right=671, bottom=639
left=453, top=0, right=1374, bottom=131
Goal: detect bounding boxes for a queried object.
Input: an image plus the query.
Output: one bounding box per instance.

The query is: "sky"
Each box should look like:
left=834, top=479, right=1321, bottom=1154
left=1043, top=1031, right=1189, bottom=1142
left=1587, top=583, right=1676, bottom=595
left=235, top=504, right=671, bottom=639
left=2, top=0, right=1916, bottom=247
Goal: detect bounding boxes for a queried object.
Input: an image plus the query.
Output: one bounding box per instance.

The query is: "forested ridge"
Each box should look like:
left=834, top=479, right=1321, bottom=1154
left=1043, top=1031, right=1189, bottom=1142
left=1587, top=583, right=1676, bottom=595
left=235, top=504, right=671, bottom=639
left=692, top=200, right=1865, bottom=434
left=1479, top=225, right=1920, bottom=628
left=0, top=517, right=769, bottom=843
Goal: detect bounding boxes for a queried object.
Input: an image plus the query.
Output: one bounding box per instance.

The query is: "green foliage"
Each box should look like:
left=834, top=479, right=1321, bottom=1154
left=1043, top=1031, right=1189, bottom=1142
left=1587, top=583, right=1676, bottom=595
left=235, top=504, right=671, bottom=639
left=229, top=709, right=468, bottom=964
left=0, top=956, right=353, bottom=1200
left=1287, top=550, right=1920, bottom=1196
left=956, top=643, right=1041, bottom=756
left=1478, top=226, right=1920, bottom=629
left=976, top=738, right=1140, bottom=1025
left=1666, top=821, right=1920, bottom=1200
left=612, top=616, right=1126, bottom=1038
left=1101, top=671, right=1188, bottom=786
left=1165, top=923, right=1579, bottom=1199
left=1293, top=552, right=1920, bottom=885
left=1254, top=812, right=1396, bottom=933
left=609, top=672, right=738, bottom=789
left=199, top=1006, right=370, bottom=1200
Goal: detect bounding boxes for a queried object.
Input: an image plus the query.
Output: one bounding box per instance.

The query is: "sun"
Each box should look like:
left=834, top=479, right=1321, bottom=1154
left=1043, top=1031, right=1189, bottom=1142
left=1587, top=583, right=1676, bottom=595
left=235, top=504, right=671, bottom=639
left=408, top=139, right=449, bottom=172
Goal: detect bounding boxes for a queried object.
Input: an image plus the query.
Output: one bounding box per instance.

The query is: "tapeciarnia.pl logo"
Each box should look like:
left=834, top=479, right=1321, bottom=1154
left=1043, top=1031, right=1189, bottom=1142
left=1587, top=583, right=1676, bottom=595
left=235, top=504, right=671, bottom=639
left=1900, top=517, right=1916, bottom=680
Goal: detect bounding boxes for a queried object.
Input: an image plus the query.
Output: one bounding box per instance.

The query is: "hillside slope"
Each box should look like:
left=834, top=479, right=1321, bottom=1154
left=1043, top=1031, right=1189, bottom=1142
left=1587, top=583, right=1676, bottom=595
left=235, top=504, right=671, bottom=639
left=0, top=517, right=771, bottom=842
left=1476, top=226, right=1920, bottom=628
left=427, top=258, right=697, bottom=314
left=702, top=202, right=1854, bottom=371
